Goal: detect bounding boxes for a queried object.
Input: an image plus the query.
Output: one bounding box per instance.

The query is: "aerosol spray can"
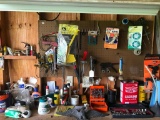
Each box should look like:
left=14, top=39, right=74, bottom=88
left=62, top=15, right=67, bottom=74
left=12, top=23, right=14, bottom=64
left=30, top=46, right=33, bottom=56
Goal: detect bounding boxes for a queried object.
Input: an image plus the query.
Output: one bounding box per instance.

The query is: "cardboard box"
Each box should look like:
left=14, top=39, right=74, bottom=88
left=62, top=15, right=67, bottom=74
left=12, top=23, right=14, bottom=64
left=144, top=54, right=160, bottom=91
left=104, top=27, right=119, bottom=49
left=120, top=81, right=138, bottom=104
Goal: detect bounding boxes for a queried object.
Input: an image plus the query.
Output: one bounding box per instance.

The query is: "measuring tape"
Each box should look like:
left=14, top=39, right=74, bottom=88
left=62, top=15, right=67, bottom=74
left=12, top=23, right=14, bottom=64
left=133, top=49, right=141, bottom=55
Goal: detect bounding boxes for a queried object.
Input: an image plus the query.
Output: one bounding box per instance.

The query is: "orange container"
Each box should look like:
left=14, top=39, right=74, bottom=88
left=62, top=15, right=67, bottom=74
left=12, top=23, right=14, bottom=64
left=90, top=102, right=108, bottom=112
left=89, top=86, right=108, bottom=112
left=90, top=86, right=105, bottom=102
left=144, top=54, right=160, bottom=91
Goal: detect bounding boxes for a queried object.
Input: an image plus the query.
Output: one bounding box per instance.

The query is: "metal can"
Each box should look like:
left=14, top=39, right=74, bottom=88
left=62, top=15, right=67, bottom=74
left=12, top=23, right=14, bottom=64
left=138, top=85, right=146, bottom=102
left=54, top=93, right=59, bottom=105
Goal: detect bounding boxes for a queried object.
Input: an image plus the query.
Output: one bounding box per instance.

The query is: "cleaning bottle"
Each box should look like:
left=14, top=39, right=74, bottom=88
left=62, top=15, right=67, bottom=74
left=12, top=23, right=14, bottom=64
left=18, top=78, right=25, bottom=88
left=38, top=97, right=50, bottom=115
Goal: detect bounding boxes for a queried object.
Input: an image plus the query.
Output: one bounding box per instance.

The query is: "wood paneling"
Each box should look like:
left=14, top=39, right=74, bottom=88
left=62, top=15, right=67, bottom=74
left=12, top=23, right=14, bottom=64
left=81, top=14, right=117, bottom=21
left=39, top=13, right=80, bottom=21
left=1, top=12, right=40, bottom=89
left=0, top=12, right=2, bottom=87
left=117, top=15, right=155, bottom=21
left=156, top=11, right=160, bottom=54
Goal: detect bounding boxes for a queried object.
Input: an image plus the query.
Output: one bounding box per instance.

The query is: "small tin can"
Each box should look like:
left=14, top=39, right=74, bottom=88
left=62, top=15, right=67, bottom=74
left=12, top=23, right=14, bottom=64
left=138, top=85, right=146, bottom=102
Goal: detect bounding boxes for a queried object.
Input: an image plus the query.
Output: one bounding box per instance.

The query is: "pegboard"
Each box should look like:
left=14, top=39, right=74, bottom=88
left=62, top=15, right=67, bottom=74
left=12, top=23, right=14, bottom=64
left=38, top=20, right=154, bottom=81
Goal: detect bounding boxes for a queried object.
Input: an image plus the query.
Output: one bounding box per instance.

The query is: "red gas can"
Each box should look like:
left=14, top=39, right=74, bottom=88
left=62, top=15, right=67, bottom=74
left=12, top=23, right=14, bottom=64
left=120, top=80, right=138, bottom=104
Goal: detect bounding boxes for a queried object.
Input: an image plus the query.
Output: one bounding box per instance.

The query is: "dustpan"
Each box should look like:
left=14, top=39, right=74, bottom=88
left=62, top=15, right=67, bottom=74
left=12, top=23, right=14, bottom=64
left=66, top=29, right=79, bottom=63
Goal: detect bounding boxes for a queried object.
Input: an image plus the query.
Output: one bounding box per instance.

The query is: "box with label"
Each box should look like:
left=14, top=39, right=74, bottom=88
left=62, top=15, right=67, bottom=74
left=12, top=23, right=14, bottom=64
left=144, top=54, right=160, bottom=91
left=128, top=26, right=143, bottom=50
left=120, top=81, right=138, bottom=104
left=104, top=27, right=119, bottom=49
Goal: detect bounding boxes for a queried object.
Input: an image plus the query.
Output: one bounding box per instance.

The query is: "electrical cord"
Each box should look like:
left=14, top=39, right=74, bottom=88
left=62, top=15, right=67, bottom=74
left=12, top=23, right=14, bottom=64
left=37, top=12, right=61, bottom=21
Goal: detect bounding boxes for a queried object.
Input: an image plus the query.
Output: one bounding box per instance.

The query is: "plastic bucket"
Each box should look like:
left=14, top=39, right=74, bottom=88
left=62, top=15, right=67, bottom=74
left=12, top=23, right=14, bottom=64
left=0, top=90, right=10, bottom=113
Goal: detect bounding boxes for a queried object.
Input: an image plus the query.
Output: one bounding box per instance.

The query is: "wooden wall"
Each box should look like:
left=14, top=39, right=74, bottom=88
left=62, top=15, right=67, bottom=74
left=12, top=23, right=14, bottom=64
left=0, top=12, right=40, bottom=89
left=38, top=13, right=156, bottom=94
left=0, top=12, right=156, bottom=94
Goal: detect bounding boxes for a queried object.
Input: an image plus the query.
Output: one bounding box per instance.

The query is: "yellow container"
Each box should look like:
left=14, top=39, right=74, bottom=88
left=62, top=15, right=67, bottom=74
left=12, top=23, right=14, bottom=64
left=138, top=86, right=146, bottom=102
left=54, top=94, right=59, bottom=105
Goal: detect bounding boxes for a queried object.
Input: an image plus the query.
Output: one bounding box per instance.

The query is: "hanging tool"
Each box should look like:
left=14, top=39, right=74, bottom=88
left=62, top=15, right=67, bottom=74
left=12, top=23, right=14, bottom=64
left=21, top=42, right=30, bottom=56
left=42, top=41, right=58, bottom=48
left=118, top=58, right=124, bottom=80
left=88, top=31, right=98, bottom=45
left=66, top=29, right=79, bottom=63
left=74, top=65, right=81, bottom=91
left=89, top=56, right=94, bottom=83
left=81, top=51, right=88, bottom=85
left=134, top=17, right=150, bottom=44
left=53, top=47, right=58, bottom=75
left=100, top=62, right=118, bottom=73
left=39, top=32, right=58, bottom=51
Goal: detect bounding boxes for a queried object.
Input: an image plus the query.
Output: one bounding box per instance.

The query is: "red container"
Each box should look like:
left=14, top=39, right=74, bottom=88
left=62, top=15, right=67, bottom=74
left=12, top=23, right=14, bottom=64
left=120, top=81, right=138, bottom=104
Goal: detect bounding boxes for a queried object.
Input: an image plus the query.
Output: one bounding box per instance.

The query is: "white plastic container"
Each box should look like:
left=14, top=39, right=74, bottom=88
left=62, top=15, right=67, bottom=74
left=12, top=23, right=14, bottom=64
left=38, top=97, right=50, bottom=115
left=71, top=95, right=79, bottom=106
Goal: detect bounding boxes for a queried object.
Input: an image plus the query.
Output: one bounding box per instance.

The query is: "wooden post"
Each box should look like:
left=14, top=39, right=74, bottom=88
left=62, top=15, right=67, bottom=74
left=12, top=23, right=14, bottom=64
left=156, top=11, right=160, bottom=54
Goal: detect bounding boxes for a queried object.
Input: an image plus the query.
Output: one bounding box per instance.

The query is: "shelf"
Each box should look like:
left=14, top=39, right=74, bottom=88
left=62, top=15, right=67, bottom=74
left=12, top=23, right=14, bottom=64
left=3, top=55, right=36, bottom=60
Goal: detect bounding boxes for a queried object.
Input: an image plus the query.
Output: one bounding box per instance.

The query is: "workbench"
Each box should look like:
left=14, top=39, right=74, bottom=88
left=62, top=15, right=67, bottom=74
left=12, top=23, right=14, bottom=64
left=0, top=107, right=159, bottom=120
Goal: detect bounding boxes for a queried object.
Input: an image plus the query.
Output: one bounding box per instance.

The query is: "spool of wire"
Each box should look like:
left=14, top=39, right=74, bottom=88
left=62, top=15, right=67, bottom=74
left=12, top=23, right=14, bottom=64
left=133, top=49, right=141, bottom=55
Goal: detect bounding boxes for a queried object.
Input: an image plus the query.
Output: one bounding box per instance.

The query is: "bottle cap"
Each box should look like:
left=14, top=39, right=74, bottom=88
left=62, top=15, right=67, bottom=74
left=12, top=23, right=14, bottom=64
left=55, top=86, right=59, bottom=89
left=30, top=46, right=33, bottom=50
left=46, top=86, right=49, bottom=89
left=34, top=87, right=38, bottom=92
left=39, top=97, right=47, bottom=102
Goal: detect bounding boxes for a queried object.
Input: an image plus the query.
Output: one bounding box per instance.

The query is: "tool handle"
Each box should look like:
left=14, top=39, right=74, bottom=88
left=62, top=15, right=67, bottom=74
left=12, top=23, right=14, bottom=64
left=90, top=56, right=93, bottom=70
left=74, top=65, right=80, bottom=88
left=82, top=51, right=88, bottom=61
left=111, top=66, right=118, bottom=73
left=68, top=30, right=79, bottom=47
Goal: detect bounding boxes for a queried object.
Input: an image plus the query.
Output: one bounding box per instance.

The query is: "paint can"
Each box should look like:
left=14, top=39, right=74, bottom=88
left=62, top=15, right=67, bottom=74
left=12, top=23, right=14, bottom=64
left=71, top=95, right=79, bottom=106
left=0, top=90, right=10, bottom=113
left=138, top=85, right=146, bottom=102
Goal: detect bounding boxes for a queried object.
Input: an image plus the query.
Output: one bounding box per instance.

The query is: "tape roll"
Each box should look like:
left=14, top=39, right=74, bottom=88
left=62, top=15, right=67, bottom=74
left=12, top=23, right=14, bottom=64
left=21, top=110, right=31, bottom=118
left=133, top=49, right=141, bottom=55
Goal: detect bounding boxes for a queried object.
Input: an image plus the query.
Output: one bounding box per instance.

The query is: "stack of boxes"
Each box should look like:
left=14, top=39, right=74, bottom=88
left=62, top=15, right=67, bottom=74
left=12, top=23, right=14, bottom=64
left=90, top=86, right=108, bottom=112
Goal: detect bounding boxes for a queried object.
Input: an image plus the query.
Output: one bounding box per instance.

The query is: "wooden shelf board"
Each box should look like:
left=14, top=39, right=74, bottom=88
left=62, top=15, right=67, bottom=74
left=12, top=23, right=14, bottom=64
left=3, top=55, right=36, bottom=60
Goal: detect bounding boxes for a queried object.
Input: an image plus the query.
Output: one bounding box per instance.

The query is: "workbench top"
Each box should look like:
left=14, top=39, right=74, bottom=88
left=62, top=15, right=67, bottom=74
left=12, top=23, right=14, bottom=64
left=0, top=107, right=159, bottom=120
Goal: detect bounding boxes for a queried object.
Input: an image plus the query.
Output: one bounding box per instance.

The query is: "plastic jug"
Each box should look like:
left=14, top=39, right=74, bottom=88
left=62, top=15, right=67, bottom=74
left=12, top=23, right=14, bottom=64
left=38, top=97, right=50, bottom=115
